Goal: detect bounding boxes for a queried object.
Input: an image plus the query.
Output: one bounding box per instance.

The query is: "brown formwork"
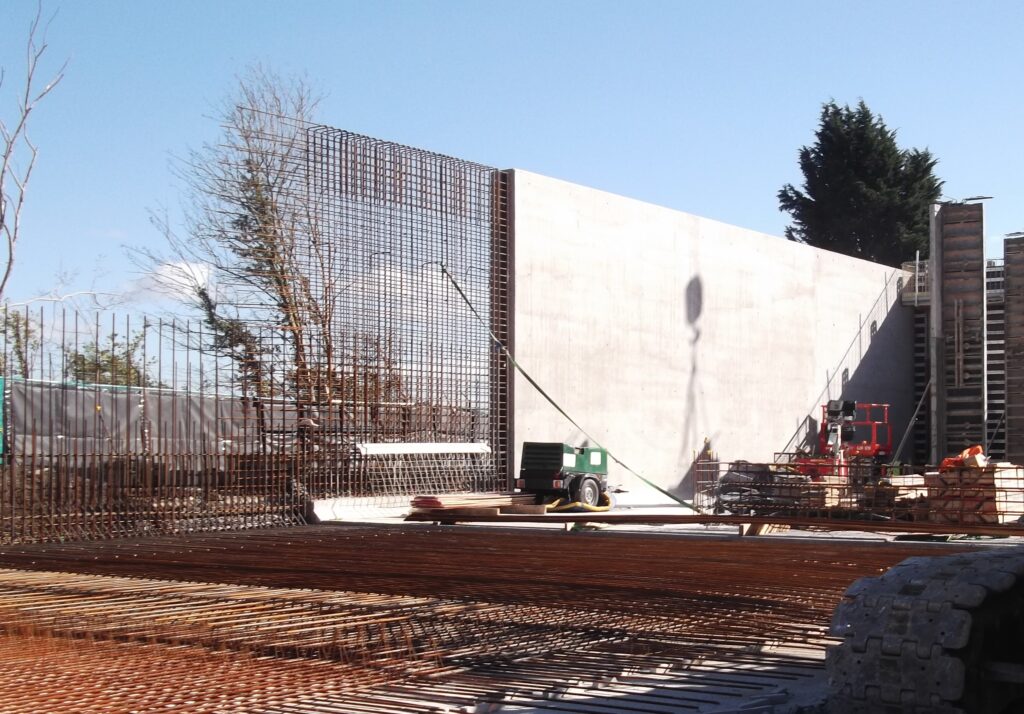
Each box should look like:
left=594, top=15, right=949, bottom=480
left=1005, top=236, right=1024, bottom=465
left=936, top=203, right=987, bottom=455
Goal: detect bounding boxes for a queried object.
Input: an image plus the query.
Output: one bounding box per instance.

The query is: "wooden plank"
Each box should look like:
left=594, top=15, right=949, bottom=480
left=499, top=504, right=548, bottom=515
left=402, top=511, right=1024, bottom=537
left=413, top=506, right=502, bottom=518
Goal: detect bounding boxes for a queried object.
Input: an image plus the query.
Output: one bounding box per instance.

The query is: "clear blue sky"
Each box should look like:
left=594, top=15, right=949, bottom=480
left=2, top=0, right=1022, bottom=304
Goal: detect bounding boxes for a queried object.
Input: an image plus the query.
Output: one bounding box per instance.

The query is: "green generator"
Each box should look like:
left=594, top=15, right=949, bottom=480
left=516, top=442, right=608, bottom=506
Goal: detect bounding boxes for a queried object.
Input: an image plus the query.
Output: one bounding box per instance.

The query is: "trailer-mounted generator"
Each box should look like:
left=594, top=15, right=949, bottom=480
left=515, top=442, right=609, bottom=506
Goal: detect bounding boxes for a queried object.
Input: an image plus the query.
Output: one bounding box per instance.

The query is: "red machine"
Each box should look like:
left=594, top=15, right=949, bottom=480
left=792, top=400, right=891, bottom=481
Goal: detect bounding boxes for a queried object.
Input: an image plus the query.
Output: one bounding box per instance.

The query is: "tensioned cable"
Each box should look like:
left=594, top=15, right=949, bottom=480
left=440, top=264, right=699, bottom=512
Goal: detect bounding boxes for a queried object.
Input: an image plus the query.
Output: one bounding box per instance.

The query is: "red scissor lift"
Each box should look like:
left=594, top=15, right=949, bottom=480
left=791, top=400, right=892, bottom=485
left=715, top=400, right=894, bottom=515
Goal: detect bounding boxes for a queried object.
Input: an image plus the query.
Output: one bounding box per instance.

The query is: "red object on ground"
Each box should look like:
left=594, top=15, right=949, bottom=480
left=939, top=445, right=985, bottom=472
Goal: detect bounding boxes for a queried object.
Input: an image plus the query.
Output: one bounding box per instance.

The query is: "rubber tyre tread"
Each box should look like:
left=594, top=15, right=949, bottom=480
left=826, top=546, right=1024, bottom=714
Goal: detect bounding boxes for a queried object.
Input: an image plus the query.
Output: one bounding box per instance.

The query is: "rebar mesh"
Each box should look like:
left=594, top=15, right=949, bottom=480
left=0, top=117, right=511, bottom=544
left=0, top=525, right=972, bottom=714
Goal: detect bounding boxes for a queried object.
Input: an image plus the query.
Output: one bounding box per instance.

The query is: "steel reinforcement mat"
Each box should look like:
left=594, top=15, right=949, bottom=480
left=0, top=525, right=975, bottom=713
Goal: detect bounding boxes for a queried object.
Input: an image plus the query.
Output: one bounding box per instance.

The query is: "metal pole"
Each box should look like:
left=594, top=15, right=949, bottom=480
left=891, top=378, right=932, bottom=465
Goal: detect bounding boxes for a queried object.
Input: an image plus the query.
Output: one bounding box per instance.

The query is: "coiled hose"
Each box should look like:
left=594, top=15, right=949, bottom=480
left=546, top=491, right=614, bottom=513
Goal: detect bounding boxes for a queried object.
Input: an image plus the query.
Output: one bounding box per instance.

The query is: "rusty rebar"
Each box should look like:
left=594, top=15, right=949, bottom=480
left=0, top=121, right=512, bottom=546
left=0, top=524, right=977, bottom=713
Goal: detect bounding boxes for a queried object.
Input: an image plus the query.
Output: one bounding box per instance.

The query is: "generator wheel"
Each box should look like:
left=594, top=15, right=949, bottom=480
left=826, top=546, right=1024, bottom=713
left=575, top=477, right=602, bottom=507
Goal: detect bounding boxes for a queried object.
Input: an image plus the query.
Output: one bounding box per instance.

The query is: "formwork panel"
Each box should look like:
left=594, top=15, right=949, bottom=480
left=1005, top=237, right=1024, bottom=465
left=936, top=203, right=986, bottom=455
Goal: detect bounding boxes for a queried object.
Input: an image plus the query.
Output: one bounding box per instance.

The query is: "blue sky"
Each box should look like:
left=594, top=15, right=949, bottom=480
left=2, top=0, right=1022, bottom=305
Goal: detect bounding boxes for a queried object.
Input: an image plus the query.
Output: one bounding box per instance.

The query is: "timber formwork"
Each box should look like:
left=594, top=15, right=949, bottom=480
left=1006, top=237, right=1024, bottom=465
left=932, top=203, right=987, bottom=459
left=921, top=200, right=991, bottom=458
left=905, top=219, right=1010, bottom=463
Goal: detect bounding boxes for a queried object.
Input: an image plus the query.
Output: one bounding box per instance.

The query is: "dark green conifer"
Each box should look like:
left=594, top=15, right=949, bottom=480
left=778, top=101, right=943, bottom=266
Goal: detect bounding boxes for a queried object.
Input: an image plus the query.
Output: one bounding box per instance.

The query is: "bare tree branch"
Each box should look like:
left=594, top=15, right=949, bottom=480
left=0, top=2, right=66, bottom=301
left=6, top=290, right=123, bottom=308
left=131, top=65, right=407, bottom=431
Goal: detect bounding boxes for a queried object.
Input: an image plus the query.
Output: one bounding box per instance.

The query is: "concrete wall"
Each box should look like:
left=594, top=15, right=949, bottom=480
left=510, top=170, right=914, bottom=498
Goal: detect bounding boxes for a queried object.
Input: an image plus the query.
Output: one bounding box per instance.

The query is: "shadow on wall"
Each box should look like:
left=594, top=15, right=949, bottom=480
left=778, top=275, right=913, bottom=460
left=674, top=275, right=711, bottom=499
left=669, top=271, right=908, bottom=501
left=789, top=414, right=821, bottom=453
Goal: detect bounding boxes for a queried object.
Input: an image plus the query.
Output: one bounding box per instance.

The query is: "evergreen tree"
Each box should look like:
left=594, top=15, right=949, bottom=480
left=778, top=101, right=943, bottom=266
left=1, top=311, right=38, bottom=378
left=64, top=331, right=157, bottom=387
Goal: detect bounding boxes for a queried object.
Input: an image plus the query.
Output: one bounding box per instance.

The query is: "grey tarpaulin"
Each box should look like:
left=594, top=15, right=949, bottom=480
left=7, top=381, right=301, bottom=465
left=6, top=381, right=480, bottom=465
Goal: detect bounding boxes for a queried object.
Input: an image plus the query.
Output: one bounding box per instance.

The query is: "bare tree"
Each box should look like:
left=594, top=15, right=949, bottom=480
left=0, top=4, right=66, bottom=301
left=134, top=69, right=314, bottom=395
left=134, top=67, right=403, bottom=425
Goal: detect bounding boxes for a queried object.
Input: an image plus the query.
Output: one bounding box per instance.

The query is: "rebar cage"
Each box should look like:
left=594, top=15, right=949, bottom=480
left=0, top=116, right=512, bottom=543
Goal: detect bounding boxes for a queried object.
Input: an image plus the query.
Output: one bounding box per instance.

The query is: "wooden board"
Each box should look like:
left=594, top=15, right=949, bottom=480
left=417, top=507, right=502, bottom=519
left=499, top=504, right=547, bottom=515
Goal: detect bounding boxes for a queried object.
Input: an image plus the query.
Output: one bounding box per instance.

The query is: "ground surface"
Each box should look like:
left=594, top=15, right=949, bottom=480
left=0, top=523, right=981, bottom=713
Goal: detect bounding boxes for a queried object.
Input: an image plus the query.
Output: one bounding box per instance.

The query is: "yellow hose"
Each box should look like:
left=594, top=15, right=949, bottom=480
left=546, top=492, right=613, bottom=513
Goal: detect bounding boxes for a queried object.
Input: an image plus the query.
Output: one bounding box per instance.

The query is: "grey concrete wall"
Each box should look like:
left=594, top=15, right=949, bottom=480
left=510, top=170, right=914, bottom=498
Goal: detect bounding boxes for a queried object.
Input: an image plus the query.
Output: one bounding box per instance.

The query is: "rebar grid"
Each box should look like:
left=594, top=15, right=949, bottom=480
left=0, top=526, right=969, bottom=713
left=234, top=114, right=510, bottom=485
left=0, top=629, right=392, bottom=714
left=0, top=118, right=511, bottom=544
